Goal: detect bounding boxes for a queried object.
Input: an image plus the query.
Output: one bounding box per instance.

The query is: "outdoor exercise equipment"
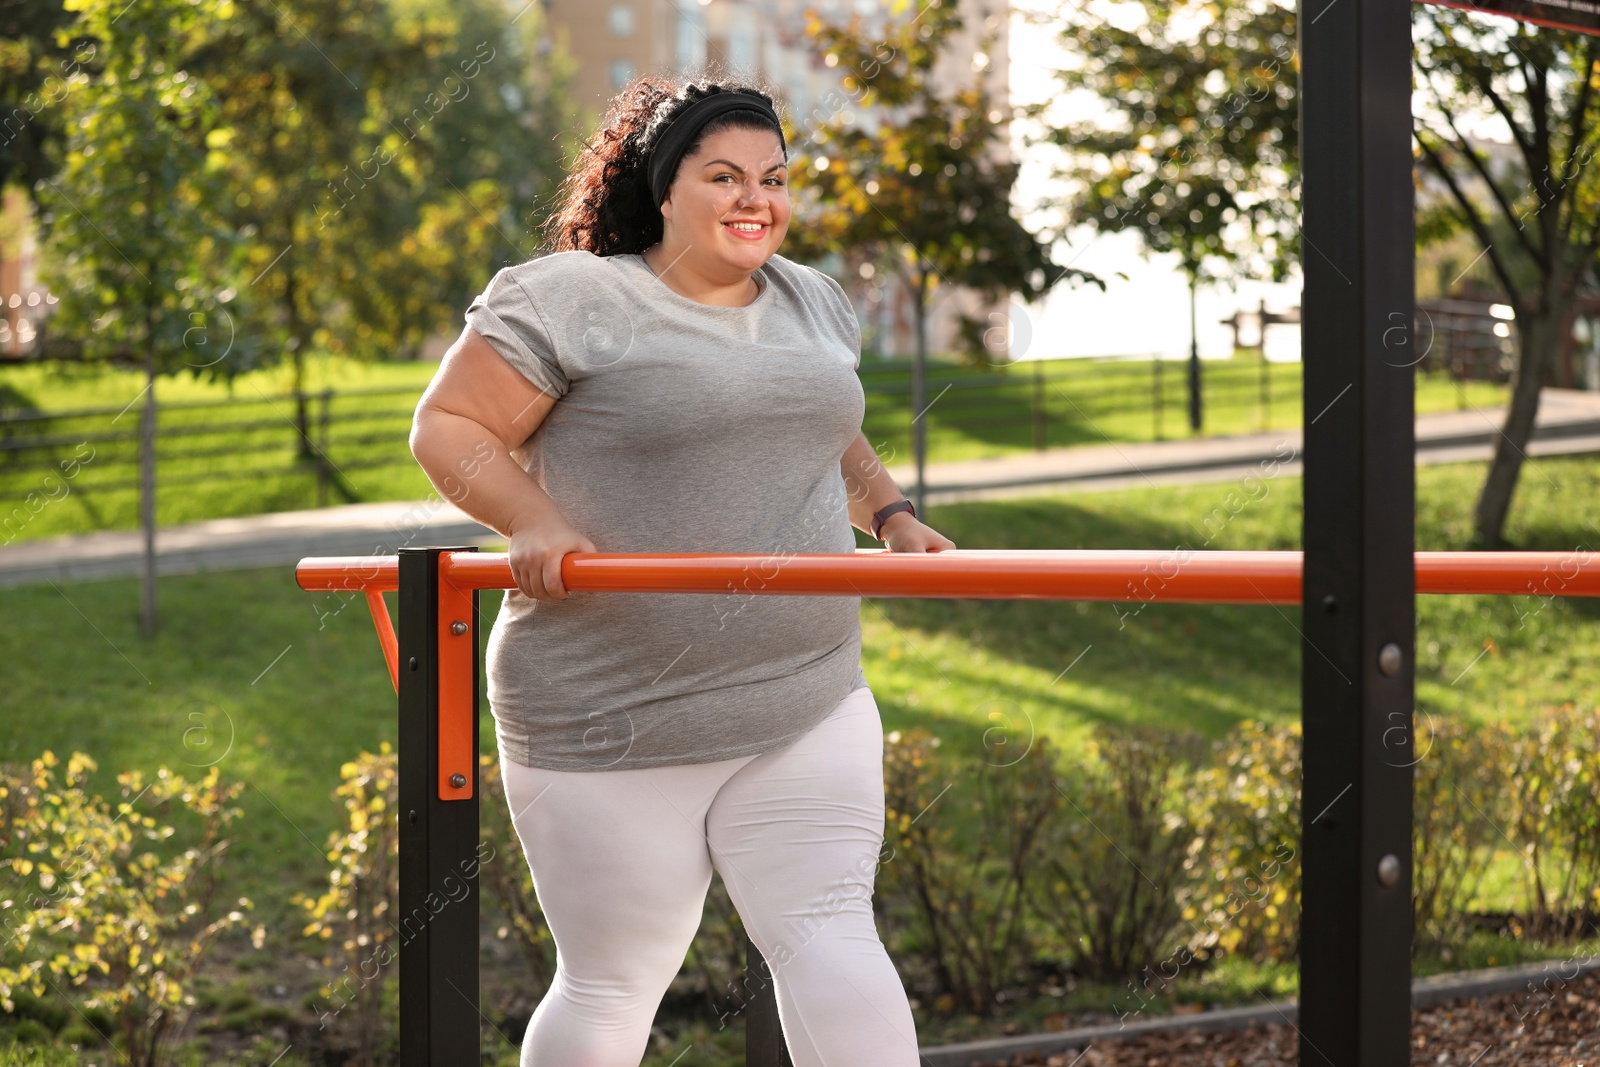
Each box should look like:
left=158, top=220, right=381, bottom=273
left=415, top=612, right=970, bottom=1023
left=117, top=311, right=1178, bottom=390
left=295, top=548, right=1598, bottom=1065
left=292, top=1, right=1600, bottom=1061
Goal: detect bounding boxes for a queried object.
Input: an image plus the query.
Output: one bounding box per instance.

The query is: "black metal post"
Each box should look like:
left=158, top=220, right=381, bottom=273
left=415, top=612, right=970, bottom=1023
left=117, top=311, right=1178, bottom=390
left=1154, top=355, right=1165, bottom=440
left=744, top=930, right=794, bottom=1067
left=1032, top=360, right=1046, bottom=450
left=398, top=546, right=482, bottom=1066
left=1299, top=0, right=1416, bottom=1063
left=1260, top=352, right=1271, bottom=431
left=1187, top=275, right=1203, bottom=432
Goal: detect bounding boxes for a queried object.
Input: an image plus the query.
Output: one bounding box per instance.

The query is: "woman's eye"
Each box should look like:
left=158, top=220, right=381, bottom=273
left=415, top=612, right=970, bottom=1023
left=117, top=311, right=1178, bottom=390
left=713, top=174, right=786, bottom=185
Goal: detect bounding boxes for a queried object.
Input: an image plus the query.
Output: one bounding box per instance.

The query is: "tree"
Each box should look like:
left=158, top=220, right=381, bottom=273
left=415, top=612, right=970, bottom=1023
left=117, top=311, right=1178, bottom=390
left=1038, top=0, right=1598, bottom=546
left=318, top=0, right=576, bottom=363
left=1412, top=7, right=1600, bottom=546
left=1, top=0, right=95, bottom=361
left=36, top=0, right=256, bottom=636
left=789, top=0, right=1099, bottom=514
left=189, top=0, right=574, bottom=473
left=0, top=0, right=90, bottom=199
left=1026, top=0, right=1299, bottom=432
left=190, top=0, right=444, bottom=469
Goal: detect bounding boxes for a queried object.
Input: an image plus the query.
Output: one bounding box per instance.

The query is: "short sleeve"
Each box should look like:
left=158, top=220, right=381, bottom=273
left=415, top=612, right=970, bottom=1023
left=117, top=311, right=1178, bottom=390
left=465, top=265, right=570, bottom=399
left=811, top=268, right=862, bottom=371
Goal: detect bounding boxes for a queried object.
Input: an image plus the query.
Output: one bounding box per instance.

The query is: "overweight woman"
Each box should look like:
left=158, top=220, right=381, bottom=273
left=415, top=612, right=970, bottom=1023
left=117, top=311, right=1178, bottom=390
left=409, top=74, right=956, bottom=1067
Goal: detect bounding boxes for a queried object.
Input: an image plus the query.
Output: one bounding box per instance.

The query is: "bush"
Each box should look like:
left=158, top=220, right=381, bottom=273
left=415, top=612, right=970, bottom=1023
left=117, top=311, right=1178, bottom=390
left=1412, top=715, right=1509, bottom=953
left=477, top=753, right=554, bottom=999
left=1033, top=726, right=1210, bottom=986
left=0, top=1040, right=85, bottom=1067
left=1506, top=705, right=1600, bottom=941
left=877, top=727, right=1061, bottom=1015
left=1189, top=720, right=1301, bottom=965
left=0, top=751, right=255, bottom=1067
left=294, top=745, right=400, bottom=1067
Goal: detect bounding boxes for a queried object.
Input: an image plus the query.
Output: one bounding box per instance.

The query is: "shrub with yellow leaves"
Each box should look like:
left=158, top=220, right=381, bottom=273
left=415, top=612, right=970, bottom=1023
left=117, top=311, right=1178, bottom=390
left=0, top=750, right=254, bottom=1067
left=292, top=744, right=399, bottom=1067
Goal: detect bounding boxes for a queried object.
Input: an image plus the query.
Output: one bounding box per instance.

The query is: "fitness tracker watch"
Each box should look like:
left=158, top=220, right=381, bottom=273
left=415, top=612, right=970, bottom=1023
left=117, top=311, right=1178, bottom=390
left=871, top=498, right=916, bottom=541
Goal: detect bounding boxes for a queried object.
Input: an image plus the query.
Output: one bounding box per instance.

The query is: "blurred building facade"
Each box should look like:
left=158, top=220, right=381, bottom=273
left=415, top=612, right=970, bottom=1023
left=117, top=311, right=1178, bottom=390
left=0, top=186, right=55, bottom=361
left=536, top=0, right=1014, bottom=361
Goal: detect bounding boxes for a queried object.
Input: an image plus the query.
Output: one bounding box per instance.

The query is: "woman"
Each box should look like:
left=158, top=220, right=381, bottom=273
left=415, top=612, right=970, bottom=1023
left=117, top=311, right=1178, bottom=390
left=410, top=73, right=956, bottom=1066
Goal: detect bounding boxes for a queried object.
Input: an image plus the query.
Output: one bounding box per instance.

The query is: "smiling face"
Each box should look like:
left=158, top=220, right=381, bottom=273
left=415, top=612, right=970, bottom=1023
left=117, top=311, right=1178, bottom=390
left=658, top=124, right=790, bottom=280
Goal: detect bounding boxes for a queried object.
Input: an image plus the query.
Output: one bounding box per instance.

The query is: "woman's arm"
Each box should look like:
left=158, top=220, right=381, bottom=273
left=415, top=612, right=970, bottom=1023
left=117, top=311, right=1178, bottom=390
left=410, top=327, right=596, bottom=599
left=839, top=431, right=956, bottom=551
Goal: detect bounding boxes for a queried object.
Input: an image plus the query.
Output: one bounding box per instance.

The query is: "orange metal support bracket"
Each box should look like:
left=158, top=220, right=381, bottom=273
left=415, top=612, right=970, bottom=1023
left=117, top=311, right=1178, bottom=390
left=436, top=566, right=475, bottom=802
left=365, top=591, right=400, bottom=694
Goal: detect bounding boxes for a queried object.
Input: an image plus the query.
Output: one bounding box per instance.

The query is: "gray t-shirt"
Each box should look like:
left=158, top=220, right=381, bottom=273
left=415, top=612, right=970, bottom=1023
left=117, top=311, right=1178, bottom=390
left=464, top=249, right=870, bottom=771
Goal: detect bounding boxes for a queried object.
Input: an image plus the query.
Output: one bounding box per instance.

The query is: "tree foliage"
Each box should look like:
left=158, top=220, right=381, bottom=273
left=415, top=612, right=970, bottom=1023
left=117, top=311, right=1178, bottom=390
left=788, top=0, right=1097, bottom=364
left=0, top=0, right=93, bottom=202
left=192, top=0, right=574, bottom=373
left=1026, top=0, right=1299, bottom=284
left=35, top=0, right=254, bottom=375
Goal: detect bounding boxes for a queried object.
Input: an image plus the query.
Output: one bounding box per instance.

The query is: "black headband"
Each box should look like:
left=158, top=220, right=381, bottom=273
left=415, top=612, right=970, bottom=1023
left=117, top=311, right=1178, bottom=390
left=647, top=91, right=787, bottom=209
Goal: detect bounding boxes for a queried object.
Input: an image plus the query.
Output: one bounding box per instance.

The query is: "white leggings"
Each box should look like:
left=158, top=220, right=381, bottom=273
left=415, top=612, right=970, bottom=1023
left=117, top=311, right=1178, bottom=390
left=499, top=684, right=921, bottom=1067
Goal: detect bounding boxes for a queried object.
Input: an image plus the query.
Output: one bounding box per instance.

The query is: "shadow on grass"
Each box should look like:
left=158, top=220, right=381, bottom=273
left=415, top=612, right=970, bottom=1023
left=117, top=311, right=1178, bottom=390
left=855, top=493, right=1304, bottom=752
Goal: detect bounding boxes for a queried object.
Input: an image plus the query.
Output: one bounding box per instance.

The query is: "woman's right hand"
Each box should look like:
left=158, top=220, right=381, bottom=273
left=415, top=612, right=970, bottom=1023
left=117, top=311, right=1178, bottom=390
left=507, top=513, right=597, bottom=602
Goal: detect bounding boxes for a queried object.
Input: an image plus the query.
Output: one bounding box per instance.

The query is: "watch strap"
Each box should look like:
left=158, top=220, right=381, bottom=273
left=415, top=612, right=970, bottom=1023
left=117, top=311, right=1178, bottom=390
left=871, top=498, right=916, bottom=540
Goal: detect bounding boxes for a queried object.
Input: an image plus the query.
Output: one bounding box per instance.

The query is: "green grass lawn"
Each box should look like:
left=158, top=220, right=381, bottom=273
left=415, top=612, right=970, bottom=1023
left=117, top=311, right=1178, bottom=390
left=0, top=355, right=1509, bottom=544
left=7, top=453, right=1595, bottom=916
left=4, top=452, right=1594, bottom=1064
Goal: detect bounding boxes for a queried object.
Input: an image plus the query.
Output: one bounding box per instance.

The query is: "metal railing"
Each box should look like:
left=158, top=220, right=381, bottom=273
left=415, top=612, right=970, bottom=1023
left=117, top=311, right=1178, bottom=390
left=293, top=546, right=1600, bottom=1065
left=0, top=355, right=1507, bottom=534
left=0, top=383, right=424, bottom=509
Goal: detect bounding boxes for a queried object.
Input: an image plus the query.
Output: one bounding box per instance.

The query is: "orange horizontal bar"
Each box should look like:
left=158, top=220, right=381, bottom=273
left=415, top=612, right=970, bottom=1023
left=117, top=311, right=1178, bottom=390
left=293, top=549, right=1600, bottom=604
left=296, top=555, right=399, bottom=592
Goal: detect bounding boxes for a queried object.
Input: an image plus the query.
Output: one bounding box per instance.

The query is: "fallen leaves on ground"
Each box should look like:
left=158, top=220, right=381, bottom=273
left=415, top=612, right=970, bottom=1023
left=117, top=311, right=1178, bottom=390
left=973, top=969, right=1600, bottom=1066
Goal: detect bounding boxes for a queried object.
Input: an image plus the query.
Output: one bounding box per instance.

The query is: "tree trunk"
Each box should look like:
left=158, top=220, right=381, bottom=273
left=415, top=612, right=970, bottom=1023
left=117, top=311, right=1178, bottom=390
left=292, top=345, right=315, bottom=462
left=283, top=248, right=315, bottom=461
left=1473, top=300, right=1565, bottom=547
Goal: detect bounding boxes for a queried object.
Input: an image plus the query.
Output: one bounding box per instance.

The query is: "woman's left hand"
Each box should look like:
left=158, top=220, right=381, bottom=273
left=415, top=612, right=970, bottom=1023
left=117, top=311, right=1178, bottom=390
left=880, top=511, right=957, bottom=552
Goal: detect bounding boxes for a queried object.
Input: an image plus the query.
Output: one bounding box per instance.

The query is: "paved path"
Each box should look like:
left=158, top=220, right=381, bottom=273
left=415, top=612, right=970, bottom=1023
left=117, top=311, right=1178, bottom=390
left=4, top=390, right=1599, bottom=587
left=908, top=386, right=1600, bottom=501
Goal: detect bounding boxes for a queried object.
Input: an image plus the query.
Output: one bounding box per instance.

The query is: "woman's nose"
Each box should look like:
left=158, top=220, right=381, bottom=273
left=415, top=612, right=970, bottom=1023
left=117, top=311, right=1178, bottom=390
left=737, top=179, right=769, bottom=206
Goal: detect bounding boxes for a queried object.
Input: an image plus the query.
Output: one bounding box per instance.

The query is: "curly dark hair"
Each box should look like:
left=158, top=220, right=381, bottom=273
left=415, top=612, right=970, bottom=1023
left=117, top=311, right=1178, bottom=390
left=539, top=73, right=787, bottom=257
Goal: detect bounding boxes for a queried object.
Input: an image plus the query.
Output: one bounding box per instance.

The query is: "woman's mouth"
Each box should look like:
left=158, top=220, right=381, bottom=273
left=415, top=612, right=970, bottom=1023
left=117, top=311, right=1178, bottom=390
left=723, top=221, right=768, bottom=241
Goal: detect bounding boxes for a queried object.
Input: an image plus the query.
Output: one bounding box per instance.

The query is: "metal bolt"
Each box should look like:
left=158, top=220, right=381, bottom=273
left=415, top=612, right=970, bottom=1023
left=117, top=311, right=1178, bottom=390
left=450, top=620, right=468, bottom=636
left=408, top=809, right=418, bottom=824
left=1377, top=642, right=1402, bottom=677
left=408, top=657, right=419, bottom=671
left=1322, top=594, right=1338, bottom=614
left=1376, top=853, right=1402, bottom=887
left=449, top=773, right=467, bottom=789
